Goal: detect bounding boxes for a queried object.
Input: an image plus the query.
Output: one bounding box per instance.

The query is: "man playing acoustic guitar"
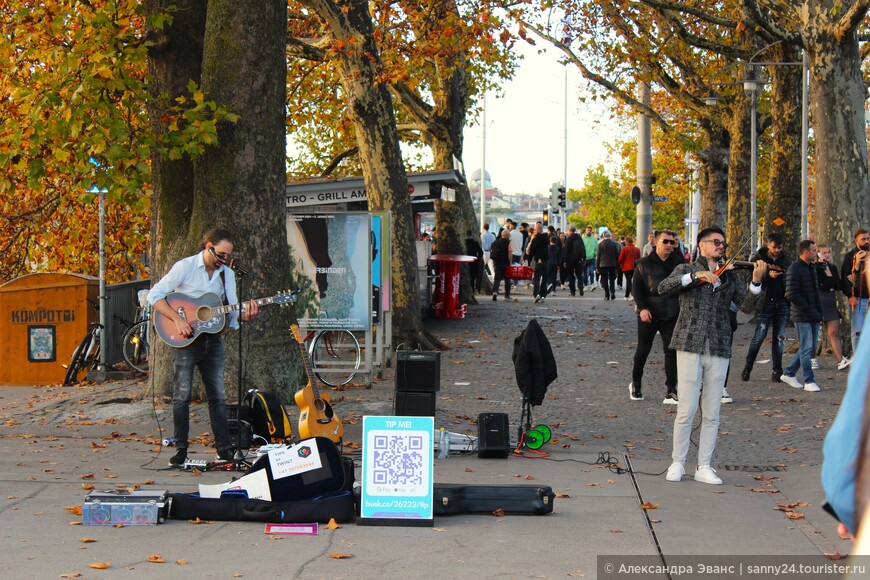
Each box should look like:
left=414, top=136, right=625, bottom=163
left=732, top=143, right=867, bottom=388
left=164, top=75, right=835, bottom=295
left=147, top=228, right=259, bottom=467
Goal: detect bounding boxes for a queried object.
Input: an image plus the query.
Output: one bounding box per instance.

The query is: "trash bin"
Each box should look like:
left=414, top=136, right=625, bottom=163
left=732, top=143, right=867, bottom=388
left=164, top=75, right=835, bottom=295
left=0, top=273, right=98, bottom=385
left=427, top=254, right=476, bottom=319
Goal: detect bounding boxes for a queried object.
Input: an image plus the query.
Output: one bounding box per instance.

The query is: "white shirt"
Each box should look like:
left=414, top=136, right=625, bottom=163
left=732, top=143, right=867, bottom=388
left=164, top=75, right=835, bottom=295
left=147, top=251, right=241, bottom=328
left=509, top=229, right=524, bottom=257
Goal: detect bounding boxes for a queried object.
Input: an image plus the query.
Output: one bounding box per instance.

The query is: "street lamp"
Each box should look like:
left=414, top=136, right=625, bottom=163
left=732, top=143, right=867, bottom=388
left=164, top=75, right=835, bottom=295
left=744, top=64, right=759, bottom=251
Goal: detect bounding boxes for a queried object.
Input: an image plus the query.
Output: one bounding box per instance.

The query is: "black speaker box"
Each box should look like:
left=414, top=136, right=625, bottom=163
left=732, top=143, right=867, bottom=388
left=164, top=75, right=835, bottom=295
left=396, top=350, right=441, bottom=392
left=394, top=391, right=436, bottom=417
left=227, top=404, right=252, bottom=450
left=477, top=412, right=511, bottom=459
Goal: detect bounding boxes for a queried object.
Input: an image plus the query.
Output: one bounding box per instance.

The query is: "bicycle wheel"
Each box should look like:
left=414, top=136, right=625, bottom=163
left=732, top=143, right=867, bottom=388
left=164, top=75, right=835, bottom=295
left=63, top=333, right=92, bottom=386
left=310, top=330, right=361, bottom=387
left=122, top=320, right=150, bottom=373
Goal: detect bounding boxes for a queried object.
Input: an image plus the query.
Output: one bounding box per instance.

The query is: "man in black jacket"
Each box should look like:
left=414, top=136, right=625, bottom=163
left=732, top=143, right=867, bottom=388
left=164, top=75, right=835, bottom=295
left=525, top=223, right=550, bottom=302
left=741, top=233, right=791, bottom=382
left=597, top=231, right=621, bottom=300
left=780, top=240, right=824, bottom=392
left=629, top=230, right=682, bottom=403
left=563, top=225, right=586, bottom=297
left=490, top=229, right=512, bottom=301
left=465, top=230, right=484, bottom=294
left=840, top=229, right=870, bottom=353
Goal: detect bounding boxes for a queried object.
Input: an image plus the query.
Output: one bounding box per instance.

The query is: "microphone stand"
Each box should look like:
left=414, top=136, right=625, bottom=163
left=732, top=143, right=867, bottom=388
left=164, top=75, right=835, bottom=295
left=233, top=266, right=252, bottom=470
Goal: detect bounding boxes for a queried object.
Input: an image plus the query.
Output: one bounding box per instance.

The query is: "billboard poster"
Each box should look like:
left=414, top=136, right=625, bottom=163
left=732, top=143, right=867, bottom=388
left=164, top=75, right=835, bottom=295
left=370, top=211, right=392, bottom=321
left=286, top=212, right=371, bottom=330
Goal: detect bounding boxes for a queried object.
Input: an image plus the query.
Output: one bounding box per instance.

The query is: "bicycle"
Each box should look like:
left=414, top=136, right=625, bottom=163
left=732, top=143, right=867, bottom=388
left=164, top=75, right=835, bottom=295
left=121, top=290, right=150, bottom=373
left=305, top=329, right=361, bottom=387
left=63, top=321, right=103, bottom=386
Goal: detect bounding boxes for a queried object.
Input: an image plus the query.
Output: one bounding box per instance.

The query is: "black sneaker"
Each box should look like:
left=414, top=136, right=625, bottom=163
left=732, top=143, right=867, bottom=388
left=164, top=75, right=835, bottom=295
left=740, top=367, right=751, bottom=381
left=216, top=448, right=235, bottom=462
left=629, top=382, right=644, bottom=401
left=169, top=448, right=187, bottom=468
left=492, top=294, right=497, bottom=302
left=771, top=370, right=783, bottom=382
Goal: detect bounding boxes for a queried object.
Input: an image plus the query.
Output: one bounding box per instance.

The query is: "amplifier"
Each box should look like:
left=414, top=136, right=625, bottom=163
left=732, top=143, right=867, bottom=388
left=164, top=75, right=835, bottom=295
left=394, top=390, right=436, bottom=417
left=82, top=490, right=169, bottom=525
left=477, top=412, right=511, bottom=459
left=396, top=350, right=441, bottom=392
left=227, top=404, right=252, bottom=450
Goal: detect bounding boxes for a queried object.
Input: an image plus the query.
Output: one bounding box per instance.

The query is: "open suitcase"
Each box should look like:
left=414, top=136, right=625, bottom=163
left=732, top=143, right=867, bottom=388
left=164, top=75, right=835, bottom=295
left=433, top=483, right=555, bottom=516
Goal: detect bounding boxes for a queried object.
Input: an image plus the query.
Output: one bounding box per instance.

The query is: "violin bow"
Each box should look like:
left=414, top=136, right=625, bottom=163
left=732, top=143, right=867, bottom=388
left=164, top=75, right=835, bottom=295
left=717, top=236, right=753, bottom=273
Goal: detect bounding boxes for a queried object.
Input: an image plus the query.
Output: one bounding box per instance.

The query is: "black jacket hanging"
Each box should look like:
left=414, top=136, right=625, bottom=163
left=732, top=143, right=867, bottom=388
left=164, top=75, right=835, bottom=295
left=512, top=319, right=558, bottom=406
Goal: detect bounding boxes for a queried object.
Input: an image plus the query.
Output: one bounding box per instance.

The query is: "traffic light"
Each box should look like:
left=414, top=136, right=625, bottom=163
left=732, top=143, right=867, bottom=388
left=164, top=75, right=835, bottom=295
left=549, top=182, right=560, bottom=207
left=557, top=186, right=567, bottom=209
left=542, top=209, right=549, bottom=226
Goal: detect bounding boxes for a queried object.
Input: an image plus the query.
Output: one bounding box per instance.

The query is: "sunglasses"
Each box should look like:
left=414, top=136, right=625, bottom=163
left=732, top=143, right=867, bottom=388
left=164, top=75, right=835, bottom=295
left=702, top=239, right=727, bottom=248
left=659, top=239, right=677, bottom=246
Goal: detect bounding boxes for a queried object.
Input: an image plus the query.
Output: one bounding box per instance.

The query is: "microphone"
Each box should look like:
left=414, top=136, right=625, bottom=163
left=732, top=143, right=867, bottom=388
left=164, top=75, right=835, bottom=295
left=228, top=259, right=248, bottom=277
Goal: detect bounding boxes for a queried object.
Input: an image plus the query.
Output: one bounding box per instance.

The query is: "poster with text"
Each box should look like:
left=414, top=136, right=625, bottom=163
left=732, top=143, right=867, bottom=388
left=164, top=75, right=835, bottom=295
left=286, top=212, right=371, bottom=330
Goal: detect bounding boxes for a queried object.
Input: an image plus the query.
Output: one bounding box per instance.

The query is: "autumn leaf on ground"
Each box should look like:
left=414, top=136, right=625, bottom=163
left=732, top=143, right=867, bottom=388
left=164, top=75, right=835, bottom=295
left=433, top=527, right=447, bottom=532
left=330, top=553, right=353, bottom=559
left=188, top=517, right=213, bottom=525
left=326, top=518, right=341, bottom=530
left=59, top=574, right=81, bottom=578
left=492, top=508, right=505, bottom=517
left=81, top=484, right=94, bottom=490
left=784, top=511, right=805, bottom=520
left=176, top=560, right=188, bottom=565
left=609, top=529, right=623, bottom=533
left=79, top=537, right=96, bottom=543
left=555, top=493, right=571, bottom=498
left=65, top=505, right=83, bottom=515
left=80, top=473, right=95, bottom=480
left=464, top=467, right=473, bottom=472
left=147, top=554, right=166, bottom=563
left=524, top=475, right=535, bottom=480
left=640, top=502, right=659, bottom=510
left=88, top=562, right=110, bottom=569
left=825, top=551, right=846, bottom=560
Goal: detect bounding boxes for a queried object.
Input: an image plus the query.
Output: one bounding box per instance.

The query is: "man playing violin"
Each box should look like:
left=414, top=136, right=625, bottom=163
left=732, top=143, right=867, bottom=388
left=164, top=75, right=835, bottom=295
left=658, top=226, right=766, bottom=485
left=740, top=233, right=791, bottom=383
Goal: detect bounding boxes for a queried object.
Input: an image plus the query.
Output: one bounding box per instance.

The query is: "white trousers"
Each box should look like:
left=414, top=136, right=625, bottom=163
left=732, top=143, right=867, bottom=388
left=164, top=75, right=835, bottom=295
left=672, top=349, right=730, bottom=467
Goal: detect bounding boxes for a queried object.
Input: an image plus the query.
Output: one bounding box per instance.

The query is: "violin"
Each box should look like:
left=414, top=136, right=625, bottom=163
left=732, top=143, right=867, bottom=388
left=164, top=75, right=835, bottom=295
left=730, top=260, right=783, bottom=273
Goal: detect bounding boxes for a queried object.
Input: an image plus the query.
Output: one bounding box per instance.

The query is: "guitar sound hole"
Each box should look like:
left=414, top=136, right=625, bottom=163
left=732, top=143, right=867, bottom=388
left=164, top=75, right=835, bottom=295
left=197, top=307, right=212, bottom=322
left=314, top=399, right=334, bottom=419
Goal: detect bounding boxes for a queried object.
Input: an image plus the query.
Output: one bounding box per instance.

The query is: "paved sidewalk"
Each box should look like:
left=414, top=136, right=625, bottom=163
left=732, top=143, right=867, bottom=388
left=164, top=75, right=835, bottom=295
left=0, top=289, right=855, bottom=578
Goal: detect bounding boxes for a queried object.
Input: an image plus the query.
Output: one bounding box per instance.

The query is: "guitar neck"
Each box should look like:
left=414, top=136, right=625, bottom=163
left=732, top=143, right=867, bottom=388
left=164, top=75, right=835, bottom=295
left=208, top=295, right=276, bottom=317
left=290, top=323, right=321, bottom=400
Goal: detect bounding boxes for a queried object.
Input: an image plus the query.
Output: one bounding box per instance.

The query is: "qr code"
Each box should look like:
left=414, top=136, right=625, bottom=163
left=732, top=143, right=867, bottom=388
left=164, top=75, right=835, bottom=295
left=365, top=430, right=429, bottom=495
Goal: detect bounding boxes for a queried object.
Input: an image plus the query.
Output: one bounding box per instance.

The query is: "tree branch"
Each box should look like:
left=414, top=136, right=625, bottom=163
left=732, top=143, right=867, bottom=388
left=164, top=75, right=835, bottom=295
left=320, top=147, right=359, bottom=177
left=287, top=36, right=328, bottom=61
left=518, top=19, right=670, bottom=132
left=389, top=80, right=433, bottom=127
left=740, top=0, right=803, bottom=46
left=833, top=0, right=870, bottom=42
left=639, top=0, right=737, bottom=28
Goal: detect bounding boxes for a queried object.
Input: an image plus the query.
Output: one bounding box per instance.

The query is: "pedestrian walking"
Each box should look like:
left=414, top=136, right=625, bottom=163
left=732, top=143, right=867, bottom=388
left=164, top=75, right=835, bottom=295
left=582, top=226, right=597, bottom=291
left=563, top=225, right=586, bottom=297
left=617, top=236, right=641, bottom=301
left=841, top=228, right=870, bottom=352
left=524, top=223, right=550, bottom=302
left=490, top=229, right=511, bottom=301
left=816, top=244, right=851, bottom=370
left=596, top=231, right=620, bottom=300
left=659, top=226, right=765, bottom=485
left=780, top=240, right=824, bottom=392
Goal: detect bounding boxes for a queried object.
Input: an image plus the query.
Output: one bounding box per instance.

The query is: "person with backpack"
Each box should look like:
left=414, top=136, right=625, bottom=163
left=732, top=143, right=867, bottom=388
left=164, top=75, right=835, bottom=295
left=563, top=225, right=586, bottom=297
left=147, top=228, right=260, bottom=467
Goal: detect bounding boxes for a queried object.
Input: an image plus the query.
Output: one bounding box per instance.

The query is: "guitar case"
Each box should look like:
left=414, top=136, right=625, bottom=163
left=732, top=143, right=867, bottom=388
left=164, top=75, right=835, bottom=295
left=432, top=483, right=555, bottom=516
left=169, top=439, right=357, bottom=523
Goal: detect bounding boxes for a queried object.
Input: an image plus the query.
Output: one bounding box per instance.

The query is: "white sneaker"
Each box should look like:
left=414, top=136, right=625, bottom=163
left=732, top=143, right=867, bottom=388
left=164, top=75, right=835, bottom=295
left=694, top=465, right=723, bottom=485
left=779, top=374, right=802, bottom=389
left=666, top=462, right=685, bottom=482
left=838, top=357, right=852, bottom=371
left=804, top=382, right=821, bottom=392
left=810, top=358, right=820, bottom=370
left=629, top=383, right=644, bottom=401
left=624, top=296, right=630, bottom=301
left=662, top=392, right=678, bottom=405
left=721, top=388, right=733, bottom=404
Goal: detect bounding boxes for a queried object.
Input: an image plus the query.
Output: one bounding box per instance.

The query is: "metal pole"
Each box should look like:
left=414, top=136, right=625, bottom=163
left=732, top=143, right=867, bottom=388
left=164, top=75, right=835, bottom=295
left=98, top=190, right=107, bottom=369
left=800, top=51, right=809, bottom=240
left=563, top=65, right=568, bottom=232
left=479, top=92, right=486, bottom=232
left=636, top=81, right=653, bottom=244
left=750, top=90, right=758, bottom=251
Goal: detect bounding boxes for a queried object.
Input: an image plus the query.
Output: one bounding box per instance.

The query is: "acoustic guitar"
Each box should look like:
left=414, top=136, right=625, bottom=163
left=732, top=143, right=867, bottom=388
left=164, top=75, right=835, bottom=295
left=290, top=321, right=343, bottom=443
left=153, top=291, right=296, bottom=348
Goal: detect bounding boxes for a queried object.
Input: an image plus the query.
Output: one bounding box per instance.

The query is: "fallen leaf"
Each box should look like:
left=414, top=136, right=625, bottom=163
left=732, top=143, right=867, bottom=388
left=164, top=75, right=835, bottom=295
left=79, top=538, right=96, bottom=543
left=65, top=505, right=83, bottom=516
left=59, top=574, right=81, bottom=578
left=433, top=527, right=447, bottom=532
left=147, top=554, right=166, bottom=563
left=80, top=473, right=95, bottom=480
left=784, top=511, right=805, bottom=520
left=176, top=560, right=188, bottom=565
left=524, top=475, right=535, bottom=480
left=464, top=467, right=474, bottom=472
left=825, top=551, right=846, bottom=560
left=81, top=484, right=94, bottom=490
left=492, top=508, right=505, bottom=517
left=555, top=493, right=571, bottom=498
left=330, top=553, right=353, bottom=559
left=88, top=562, right=110, bottom=570
left=609, top=529, right=623, bottom=533
left=326, top=518, right=341, bottom=530
left=640, top=502, right=659, bottom=510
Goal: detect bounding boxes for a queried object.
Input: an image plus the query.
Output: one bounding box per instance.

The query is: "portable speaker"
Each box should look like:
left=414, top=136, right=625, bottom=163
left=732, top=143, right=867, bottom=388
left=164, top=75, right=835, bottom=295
left=226, top=404, right=252, bottom=450
left=477, top=412, right=511, bottom=459
left=394, top=391, right=436, bottom=417
left=396, top=351, right=441, bottom=392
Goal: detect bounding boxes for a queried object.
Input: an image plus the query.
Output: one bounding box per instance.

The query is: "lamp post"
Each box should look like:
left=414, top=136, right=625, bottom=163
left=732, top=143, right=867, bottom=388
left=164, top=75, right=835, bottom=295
left=744, top=65, right=759, bottom=251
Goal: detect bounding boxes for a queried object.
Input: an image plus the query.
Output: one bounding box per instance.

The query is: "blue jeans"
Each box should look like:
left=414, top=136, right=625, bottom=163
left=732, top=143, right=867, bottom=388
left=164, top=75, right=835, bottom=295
left=172, top=333, right=231, bottom=451
left=851, top=297, right=868, bottom=353
left=784, top=321, right=819, bottom=384
left=745, top=300, right=789, bottom=372
left=584, top=261, right=596, bottom=286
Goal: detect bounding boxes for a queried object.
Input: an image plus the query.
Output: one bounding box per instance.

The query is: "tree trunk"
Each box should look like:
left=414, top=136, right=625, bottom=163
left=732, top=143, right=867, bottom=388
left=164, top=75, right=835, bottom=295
left=765, top=43, right=803, bottom=254
left=301, top=0, right=430, bottom=349
left=724, top=96, right=752, bottom=258
left=143, top=0, right=207, bottom=397
left=163, top=1, right=298, bottom=401
left=700, top=124, right=730, bottom=233
left=803, top=3, right=870, bottom=348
